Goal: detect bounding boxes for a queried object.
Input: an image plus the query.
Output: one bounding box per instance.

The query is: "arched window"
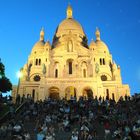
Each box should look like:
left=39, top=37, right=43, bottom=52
left=112, top=93, right=115, bottom=100
left=32, top=89, right=35, bottom=99
left=55, top=69, right=58, bottom=78
left=100, top=58, right=102, bottom=65
left=39, top=59, right=41, bottom=65
left=103, top=58, right=105, bottom=65
left=69, top=61, right=72, bottom=74
left=83, top=69, right=86, bottom=77
left=106, top=89, right=109, bottom=100
left=35, top=59, right=38, bottom=65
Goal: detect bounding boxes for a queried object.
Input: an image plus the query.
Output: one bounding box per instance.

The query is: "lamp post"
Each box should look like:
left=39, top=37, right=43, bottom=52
left=16, top=70, right=23, bottom=94
left=15, top=69, right=23, bottom=104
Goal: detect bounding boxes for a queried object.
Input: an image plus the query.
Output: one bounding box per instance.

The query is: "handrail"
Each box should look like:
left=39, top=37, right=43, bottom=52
left=0, top=101, right=27, bottom=124
left=15, top=101, right=26, bottom=113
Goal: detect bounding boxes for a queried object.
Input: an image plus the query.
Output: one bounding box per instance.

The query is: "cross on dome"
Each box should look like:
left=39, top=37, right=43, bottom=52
left=40, top=27, right=45, bottom=41
left=67, top=4, right=73, bottom=19
left=95, top=27, right=101, bottom=41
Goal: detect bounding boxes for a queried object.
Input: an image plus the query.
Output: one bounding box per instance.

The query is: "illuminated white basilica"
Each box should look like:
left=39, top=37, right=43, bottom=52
left=12, top=5, right=130, bottom=101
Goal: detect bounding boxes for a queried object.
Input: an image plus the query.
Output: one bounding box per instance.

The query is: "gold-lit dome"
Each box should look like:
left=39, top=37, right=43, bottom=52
left=56, top=18, right=85, bottom=36
left=95, top=28, right=109, bottom=53
left=95, top=40, right=109, bottom=53
left=55, top=4, right=85, bottom=37
left=32, top=28, right=45, bottom=53
left=89, top=39, right=96, bottom=50
left=32, top=40, right=45, bottom=53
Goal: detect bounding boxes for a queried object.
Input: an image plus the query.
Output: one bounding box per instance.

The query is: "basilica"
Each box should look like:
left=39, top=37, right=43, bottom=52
left=12, top=5, right=130, bottom=101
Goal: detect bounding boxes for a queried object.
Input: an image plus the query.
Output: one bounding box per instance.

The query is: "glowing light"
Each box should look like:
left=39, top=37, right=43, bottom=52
left=16, top=71, right=23, bottom=78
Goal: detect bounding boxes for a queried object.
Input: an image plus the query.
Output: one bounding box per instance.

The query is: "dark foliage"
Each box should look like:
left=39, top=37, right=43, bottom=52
left=52, top=33, right=60, bottom=48
left=81, top=36, right=88, bottom=48
left=0, top=61, right=5, bottom=77
left=0, top=60, right=12, bottom=93
left=0, top=77, right=12, bottom=93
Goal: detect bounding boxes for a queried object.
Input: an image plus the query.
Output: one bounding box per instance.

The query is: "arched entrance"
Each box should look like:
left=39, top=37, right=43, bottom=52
left=83, top=88, right=93, bottom=99
left=49, top=87, right=60, bottom=100
left=65, top=86, right=77, bottom=100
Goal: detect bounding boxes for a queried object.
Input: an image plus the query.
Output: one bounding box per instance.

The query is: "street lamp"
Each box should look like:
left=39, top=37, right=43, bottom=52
left=15, top=69, right=23, bottom=104
left=16, top=69, right=23, bottom=95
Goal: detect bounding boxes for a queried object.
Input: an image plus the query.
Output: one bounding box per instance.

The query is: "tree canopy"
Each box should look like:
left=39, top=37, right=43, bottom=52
left=0, top=59, right=12, bottom=93
left=0, top=61, right=5, bottom=78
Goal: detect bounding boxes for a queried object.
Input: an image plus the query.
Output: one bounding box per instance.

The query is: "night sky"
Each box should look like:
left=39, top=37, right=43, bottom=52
left=0, top=0, right=140, bottom=95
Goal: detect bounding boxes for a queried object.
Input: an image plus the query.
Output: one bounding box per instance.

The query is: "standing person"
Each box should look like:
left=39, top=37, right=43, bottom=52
left=104, top=121, right=111, bottom=140
left=23, top=131, right=31, bottom=140
left=37, top=128, right=45, bottom=140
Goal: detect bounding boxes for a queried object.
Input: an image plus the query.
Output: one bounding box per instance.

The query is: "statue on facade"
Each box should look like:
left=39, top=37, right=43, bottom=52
left=42, top=63, right=46, bottom=75
left=23, top=64, right=28, bottom=81
left=95, top=63, right=99, bottom=74
left=27, top=63, right=32, bottom=81
left=67, top=40, right=73, bottom=52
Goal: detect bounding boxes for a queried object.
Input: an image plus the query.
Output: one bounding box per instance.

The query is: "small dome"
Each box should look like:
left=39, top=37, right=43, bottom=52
left=89, top=40, right=96, bottom=50
left=45, top=41, right=51, bottom=50
left=95, top=28, right=109, bottom=53
left=31, top=28, right=45, bottom=53
left=56, top=18, right=85, bottom=36
left=32, top=40, right=45, bottom=53
left=45, top=41, right=51, bottom=46
left=95, top=40, right=109, bottom=53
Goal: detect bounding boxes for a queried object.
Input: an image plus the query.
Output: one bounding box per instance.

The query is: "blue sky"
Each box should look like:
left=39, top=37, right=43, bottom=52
left=0, top=0, right=140, bottom=95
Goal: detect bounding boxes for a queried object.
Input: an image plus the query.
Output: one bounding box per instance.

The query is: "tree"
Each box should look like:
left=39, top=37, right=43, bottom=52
left=0, top=59, right=12, bottom=93
left=81, top=36, right=88, bottom=48
left=0, top=60, right=5, bottom=78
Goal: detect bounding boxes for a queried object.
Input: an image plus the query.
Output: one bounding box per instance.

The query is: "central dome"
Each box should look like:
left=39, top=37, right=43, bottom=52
left=54, top=4, right=85, bottom=37
left=56, top=18, right=85, bottom=36
left=52, top=4, right=86, bottom=48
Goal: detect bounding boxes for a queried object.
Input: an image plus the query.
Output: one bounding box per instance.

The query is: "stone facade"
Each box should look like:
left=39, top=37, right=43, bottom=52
left=12, top=5, right=130, bottom=102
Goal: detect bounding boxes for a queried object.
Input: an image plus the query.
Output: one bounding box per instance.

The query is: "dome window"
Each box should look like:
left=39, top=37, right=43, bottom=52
left=35, top=59, right=38, bottom=65
left=55, top=69, right=58, bottom=78
left=103, top=58, right=105, bottom=65
left=69, top=61, right=72, bottom=74
left=39, top=59, right=41, bottom=65
left=100, top=58, right=105, bottom=65
left=100, top=58, right=102, bottom=65
left=34, top=75, right=41, bottom=82
left=101, top=75, right=107, bottom=81
left=106, top=89, right=109, bottom=100
left=83, top=69, right=86, bottom=78
left=35, top=59, right=41, bottom=65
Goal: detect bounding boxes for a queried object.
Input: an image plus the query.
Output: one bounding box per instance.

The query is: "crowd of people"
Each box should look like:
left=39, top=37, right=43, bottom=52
left=0, top=93, right=140, bottom=140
